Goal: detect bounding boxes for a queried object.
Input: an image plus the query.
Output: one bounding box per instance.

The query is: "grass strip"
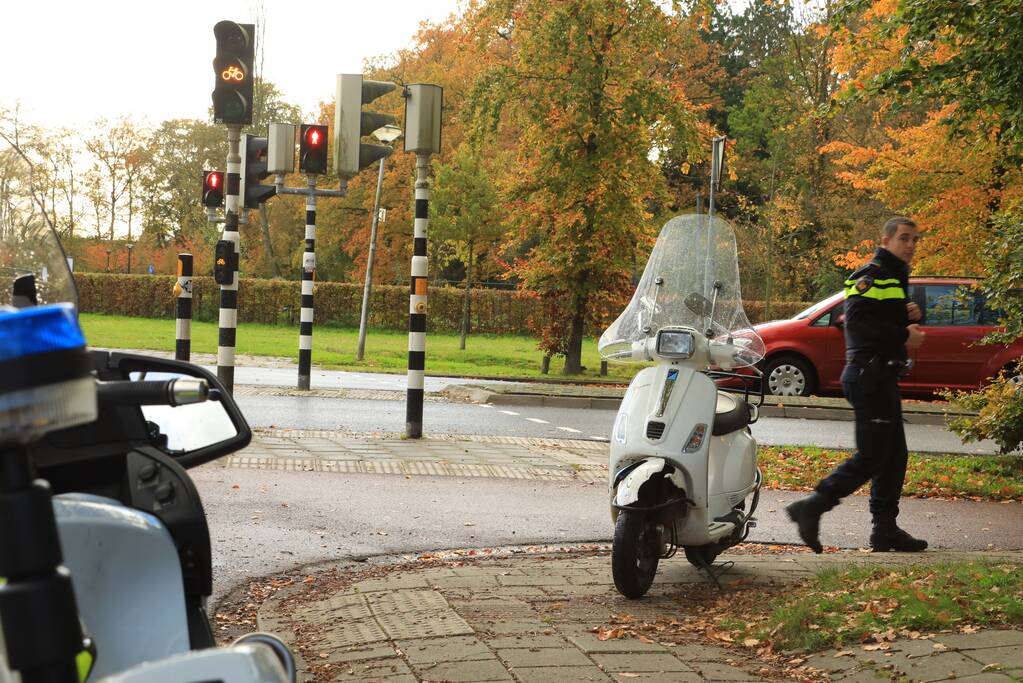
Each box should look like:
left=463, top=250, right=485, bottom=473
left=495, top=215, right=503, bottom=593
left=722, top=561, right=1023, bottom=653
left=78, top=313, right=637, bottom=382
left=760, top=446, right=1023, bottom=501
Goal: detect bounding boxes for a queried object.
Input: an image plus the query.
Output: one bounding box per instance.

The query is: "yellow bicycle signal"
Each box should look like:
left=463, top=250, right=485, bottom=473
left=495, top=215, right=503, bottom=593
left=221, top=65, right=245, bottom=82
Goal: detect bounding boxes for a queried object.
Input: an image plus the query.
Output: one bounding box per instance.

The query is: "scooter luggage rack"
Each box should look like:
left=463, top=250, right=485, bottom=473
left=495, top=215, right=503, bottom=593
left=704, top=365, right=765, bottom=407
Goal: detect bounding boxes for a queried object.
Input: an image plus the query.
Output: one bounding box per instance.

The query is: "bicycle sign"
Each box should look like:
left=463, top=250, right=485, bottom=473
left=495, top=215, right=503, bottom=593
left=221, top=65, right=245, bottom=82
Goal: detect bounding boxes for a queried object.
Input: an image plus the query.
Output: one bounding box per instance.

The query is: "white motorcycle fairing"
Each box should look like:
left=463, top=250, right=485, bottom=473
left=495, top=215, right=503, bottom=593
left=53, top=494, right=190, bottom=679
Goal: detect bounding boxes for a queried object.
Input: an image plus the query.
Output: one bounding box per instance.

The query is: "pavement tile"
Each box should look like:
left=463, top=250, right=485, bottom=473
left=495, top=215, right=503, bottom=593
left=803, top=651, right=868, bottom=674
left=937, top=630, right=1023, bottom=651
left=948, top=674, right=1018, bottom=683
left=395, top=635, right=493, bottom=664
left=610, top=673, right=704, bottom=683
left=667, top=642, right=734, bottom=662
left=410, top=658, right=514, bottom=682
left=483, top=633, right=570, bottom=649
left=829, top=667, right=888, bottom=682
left=496, top=646, right=593, bottom=668
left=512, top=666, right=614, bottom=682
left=887, top=651, right=987, bottom=682
left=590, top=653, right=693, bottom=672
left=318, top=643, right=396, bottom=665
left=327, top=657, right=414, bottom=682
left=960, top=645, right=1023, bottom=670
left=469, top=618, right=553, bottom=635
left=688, top=661, right=762, bottom=681
left=560, top=626, right=669, bottom=654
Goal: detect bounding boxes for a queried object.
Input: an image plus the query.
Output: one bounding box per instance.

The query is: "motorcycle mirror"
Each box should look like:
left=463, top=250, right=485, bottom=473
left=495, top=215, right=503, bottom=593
left=12, top=273, right=38, bottom=308
left=684, top=292, right=712, bottom=317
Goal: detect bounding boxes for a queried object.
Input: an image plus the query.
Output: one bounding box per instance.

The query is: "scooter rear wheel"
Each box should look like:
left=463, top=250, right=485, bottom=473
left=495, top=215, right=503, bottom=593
left=612, top=511, right=661, bottom=599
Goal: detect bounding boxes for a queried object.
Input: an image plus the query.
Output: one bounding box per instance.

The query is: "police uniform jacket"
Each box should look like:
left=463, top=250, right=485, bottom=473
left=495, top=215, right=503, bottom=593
left=843, top=247, right=910, bottom=363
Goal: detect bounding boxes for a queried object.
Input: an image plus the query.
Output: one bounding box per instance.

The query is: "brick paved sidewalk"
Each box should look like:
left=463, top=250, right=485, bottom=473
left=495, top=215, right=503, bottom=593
left=254, top=548, right=1023, bottom=683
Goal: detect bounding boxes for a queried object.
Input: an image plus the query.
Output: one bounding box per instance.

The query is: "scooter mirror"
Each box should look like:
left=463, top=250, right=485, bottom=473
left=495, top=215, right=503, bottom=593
left=684, top=292, right=712, bottom=317
left=128, top=370, right=239, bottom=453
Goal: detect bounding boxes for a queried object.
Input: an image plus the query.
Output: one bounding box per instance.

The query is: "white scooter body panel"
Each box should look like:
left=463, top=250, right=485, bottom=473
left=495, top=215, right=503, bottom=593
left=96, top=643, right=289, bottom=683
left=53, top=494, right=190, bottom=678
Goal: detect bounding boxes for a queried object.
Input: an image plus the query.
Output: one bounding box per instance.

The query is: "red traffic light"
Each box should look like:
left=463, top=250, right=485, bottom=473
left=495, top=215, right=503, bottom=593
left=299, top=124, right=329, bottom=174
left=206, top=171, right=222, bottom=188
left=202, top=170, right=225, bottom=208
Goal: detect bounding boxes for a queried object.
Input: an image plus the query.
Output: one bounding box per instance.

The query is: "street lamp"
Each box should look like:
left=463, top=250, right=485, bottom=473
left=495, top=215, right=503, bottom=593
left=126, top=243, right=134, bottom=274
left=356, top=125, right=402, bottom=361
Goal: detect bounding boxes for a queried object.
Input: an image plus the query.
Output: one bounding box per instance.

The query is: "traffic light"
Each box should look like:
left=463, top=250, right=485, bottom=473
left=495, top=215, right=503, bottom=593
left=214, top=240, right=235, bottom=284
left=299, top=124, right=328, bottom=175
left=202, top=170, right=225, bottom=208
left=334, top=74, right=397, bottom=177
left=212, top=21, right=254, bottom=125
left=240, top=134, right=276, bottom=209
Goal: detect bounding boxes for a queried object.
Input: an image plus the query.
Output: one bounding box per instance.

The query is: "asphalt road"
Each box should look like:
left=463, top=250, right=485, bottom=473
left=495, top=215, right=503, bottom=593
left=196, top=467, right=1023, bottom=606
left=234, top=394, right=998, bottom=454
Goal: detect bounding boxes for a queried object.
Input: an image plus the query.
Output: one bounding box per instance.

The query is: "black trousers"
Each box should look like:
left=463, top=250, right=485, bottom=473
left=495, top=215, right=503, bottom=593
left=815, top=365, right=908, bottom=518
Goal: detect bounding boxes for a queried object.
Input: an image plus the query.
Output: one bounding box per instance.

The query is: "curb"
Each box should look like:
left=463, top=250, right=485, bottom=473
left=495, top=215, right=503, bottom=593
left=443, top=385, right=963, bottom=426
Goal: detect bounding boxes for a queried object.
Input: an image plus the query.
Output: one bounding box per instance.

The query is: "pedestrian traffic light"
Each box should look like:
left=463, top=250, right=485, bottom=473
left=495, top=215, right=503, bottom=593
left=202, top=170, right=225, bottom=208
left=212, top=21, right=254, bottom=125
left=240, top=134, right=276, bottom=209
left=334, top=74, right=397, bottom=177
left=299, top=124, right=328, bottom=175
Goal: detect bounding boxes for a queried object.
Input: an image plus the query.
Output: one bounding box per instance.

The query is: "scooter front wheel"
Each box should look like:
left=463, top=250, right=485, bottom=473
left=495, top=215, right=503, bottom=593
left=612, top=511, right=661, bottom=599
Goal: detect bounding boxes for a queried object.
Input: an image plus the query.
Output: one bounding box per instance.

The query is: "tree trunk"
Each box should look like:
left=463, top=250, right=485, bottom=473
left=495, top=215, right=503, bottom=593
left=460, top=245, right=473, bottom=350
left=562, top=293, right=587, bottom=375
left=259, top=205, right=280, bottom=278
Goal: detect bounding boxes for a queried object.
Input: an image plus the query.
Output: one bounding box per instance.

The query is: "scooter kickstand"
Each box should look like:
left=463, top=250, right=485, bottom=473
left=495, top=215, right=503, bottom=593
left=694, top=555, right=735, bottom=591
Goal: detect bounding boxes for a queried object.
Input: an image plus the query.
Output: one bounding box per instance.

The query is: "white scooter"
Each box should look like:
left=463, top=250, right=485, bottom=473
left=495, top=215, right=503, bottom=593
left=599, top=214, right=766, bottom=598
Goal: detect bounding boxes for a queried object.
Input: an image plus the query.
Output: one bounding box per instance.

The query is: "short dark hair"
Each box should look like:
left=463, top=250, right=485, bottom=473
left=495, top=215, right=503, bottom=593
left=882, top=216, right=916, bottom=239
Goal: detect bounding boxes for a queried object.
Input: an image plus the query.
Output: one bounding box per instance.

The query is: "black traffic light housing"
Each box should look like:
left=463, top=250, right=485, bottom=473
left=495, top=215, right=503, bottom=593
left=202, top=170, right=225, bottom=208
left=214, top=240, right=236, bottom=284
left=299, top=124, right=329, bottom=175
left=212, top=21, right=254, bottom=125
left=240, top=134, right=277, bottom=209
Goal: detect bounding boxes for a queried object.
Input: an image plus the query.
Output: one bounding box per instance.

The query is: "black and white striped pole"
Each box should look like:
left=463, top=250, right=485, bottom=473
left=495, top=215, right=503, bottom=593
left=298, top=179, right=317, bottom=389
left=403, top=84, right=443, bottom=439
left=174, top=253, right=193, bottom=361
left=215, top=124, right=243, bottom=394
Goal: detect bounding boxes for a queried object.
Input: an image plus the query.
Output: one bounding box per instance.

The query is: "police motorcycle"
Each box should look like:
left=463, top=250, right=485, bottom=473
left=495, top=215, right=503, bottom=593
left=599, top=213, right=766, bottom=598
left=0, top=221, right=295, bottom=681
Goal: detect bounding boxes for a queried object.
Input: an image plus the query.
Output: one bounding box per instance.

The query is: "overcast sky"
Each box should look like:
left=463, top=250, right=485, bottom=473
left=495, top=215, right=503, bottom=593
left=0, top=0, right=467, bottom=128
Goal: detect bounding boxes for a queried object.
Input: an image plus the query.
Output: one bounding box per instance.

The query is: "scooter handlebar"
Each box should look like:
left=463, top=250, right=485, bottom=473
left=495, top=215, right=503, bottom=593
left=96, top=378, right=210, bottom=408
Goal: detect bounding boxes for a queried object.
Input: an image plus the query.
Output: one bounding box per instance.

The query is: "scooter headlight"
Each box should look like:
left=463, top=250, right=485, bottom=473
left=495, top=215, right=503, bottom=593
left=656, top=329, right=694, bottom=359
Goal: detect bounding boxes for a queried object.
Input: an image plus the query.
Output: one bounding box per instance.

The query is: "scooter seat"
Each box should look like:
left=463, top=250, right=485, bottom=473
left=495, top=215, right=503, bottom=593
left=713, top=391, right=752, bottom=436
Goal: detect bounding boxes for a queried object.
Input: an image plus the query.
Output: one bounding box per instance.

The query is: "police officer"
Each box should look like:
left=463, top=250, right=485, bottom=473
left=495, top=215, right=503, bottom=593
left=786, top=217, right=927, bottom=553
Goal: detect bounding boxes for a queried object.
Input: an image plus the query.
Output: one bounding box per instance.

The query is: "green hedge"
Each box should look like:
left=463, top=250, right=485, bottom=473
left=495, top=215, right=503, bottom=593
left=74, top=273, right=809, bottom=334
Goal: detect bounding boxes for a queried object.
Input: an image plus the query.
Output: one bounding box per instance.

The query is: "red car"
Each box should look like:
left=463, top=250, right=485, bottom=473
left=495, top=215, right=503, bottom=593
left=753, top=278, right=1023, bottom=397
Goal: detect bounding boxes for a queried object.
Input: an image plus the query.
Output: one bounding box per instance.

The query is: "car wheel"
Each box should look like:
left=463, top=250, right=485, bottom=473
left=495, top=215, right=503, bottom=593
left=764, top=356, right=816, bottom=397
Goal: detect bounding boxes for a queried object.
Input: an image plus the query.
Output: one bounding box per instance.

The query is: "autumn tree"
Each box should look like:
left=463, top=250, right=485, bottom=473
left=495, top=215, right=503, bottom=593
left=465, top=0, right=701, bottom=374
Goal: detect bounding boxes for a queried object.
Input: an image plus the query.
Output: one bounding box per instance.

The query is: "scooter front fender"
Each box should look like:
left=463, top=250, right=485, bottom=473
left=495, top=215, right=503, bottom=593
left=613, top=458, right=687, bottom=508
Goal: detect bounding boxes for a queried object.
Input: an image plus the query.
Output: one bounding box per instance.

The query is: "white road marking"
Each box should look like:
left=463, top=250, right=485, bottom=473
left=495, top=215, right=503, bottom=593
left=590, top=435, right=609, bottom=442
left=558, top=426, right=582, bottom=433
left=500, top=410, right=520, bottom=416
left=478, top=404, right=494, bottom=408
left=525, top=418, right=550, bottom=424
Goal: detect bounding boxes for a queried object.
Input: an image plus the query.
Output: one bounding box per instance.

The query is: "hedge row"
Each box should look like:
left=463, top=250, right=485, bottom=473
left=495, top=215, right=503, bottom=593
left=74, top=273, right=810, bottom=334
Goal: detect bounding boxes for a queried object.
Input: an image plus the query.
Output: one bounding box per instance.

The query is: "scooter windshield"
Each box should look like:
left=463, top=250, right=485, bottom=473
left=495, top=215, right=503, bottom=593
left=598, top=213, right=765, bottom=367
left=0, top=156, right=77, bottom=311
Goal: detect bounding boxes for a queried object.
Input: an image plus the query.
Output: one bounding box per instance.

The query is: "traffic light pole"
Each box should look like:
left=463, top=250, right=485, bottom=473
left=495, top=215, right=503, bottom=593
left=356, top=157, right=386, bottom=361
left=218, top=124, right=242, bottom=394
left=298, top=176, right=317, bottom=390
left=406, top=153, right=431, bottom=439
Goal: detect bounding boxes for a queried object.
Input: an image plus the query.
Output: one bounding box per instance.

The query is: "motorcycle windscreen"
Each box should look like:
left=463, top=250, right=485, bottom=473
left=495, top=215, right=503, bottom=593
left=598, top=213, right=765, bottom=367
left=0, top=154, right=78, bottom=311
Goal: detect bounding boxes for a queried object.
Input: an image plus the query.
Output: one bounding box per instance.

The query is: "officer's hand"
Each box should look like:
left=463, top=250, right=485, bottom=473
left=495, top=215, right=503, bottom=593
left=906, top=323, right=925, bottom=349
left=906, top=302, right=922, bottom=322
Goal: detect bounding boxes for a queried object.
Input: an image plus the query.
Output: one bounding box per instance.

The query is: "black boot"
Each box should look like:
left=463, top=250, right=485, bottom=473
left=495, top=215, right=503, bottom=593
left=870, top=516, right=928, bottom=552
left=785, top=492, right=837, bottom=554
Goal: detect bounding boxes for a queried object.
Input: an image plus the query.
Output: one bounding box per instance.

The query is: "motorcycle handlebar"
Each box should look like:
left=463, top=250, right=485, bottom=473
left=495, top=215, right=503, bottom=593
left=96, top=378, right=210, bottom=408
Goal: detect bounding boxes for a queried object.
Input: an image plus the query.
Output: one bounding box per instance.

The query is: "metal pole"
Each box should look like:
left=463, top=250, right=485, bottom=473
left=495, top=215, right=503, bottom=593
left=356, top=157, right=386, bottom=361
left=406, top=153, right=430, bottom=438
left=175, top=253, right=193, bottom=361
left=298, top=176, right=317, bottom=390
left=218, top=124, right=242, bottom=394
